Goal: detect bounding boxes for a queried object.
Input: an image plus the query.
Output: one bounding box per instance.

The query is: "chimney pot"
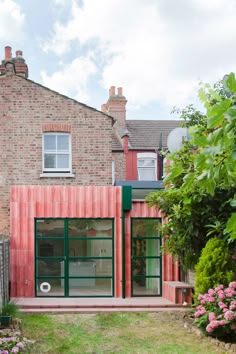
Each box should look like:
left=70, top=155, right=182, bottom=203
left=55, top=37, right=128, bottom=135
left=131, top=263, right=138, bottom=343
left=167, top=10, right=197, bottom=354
left=101, top=104, right=107, bottom=113
left=16, top=50, right=23, bottom=58
left=118, top=87, right=123, bottom=96
left=4, top=46, right=12, bottom=60
left=109, top=86, right=116, bottom=97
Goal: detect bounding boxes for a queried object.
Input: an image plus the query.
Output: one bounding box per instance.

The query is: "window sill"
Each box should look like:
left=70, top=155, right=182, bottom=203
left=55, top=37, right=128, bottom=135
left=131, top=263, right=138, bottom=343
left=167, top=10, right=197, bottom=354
left=40, top=173, right=75, bottom=178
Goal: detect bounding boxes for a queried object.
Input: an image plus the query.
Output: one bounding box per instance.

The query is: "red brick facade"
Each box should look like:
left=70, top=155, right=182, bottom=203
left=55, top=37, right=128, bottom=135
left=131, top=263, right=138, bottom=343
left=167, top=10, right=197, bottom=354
left=0, top=70, right=113, bottom=234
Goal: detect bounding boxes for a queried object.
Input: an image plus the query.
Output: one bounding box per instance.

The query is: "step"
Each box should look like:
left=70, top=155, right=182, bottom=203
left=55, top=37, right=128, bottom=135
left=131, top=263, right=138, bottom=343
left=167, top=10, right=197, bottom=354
left=21, top=307, right=189, bottom=314
left=20, top=303, right=186, bottom=309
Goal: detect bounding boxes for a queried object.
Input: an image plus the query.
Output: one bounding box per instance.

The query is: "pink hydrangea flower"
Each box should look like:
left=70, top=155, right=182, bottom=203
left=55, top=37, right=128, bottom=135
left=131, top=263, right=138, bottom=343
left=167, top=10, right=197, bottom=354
left=229, top=300, right=236, bottom=311
left=229, top=281, right=236, bottom=289
left=210, top=320, right=220, bottom=329
left=209, top=312, right=216, bottom=321
left=206, top=324, right=214, bottom=333
left=218, top=320, right=226, bottom=326
left=218, top=301, right=227, bottom=309
left=12, top=347, right=19, bottom=353
left=224, top=310, right=235, bottom=321
left=208, top=288, right=215, bottom=296
left=218, top=291, right=225, bottom=300
left=215, top=285, right=224, bottom=292
left=16, top=342, right=25, bottom=348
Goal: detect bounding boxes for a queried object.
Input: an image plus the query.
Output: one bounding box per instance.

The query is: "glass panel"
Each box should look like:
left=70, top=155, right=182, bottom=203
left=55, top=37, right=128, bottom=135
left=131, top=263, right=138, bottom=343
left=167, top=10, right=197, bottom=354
left=57, top=135, right=69, bottom=151
left=37, top=239, right=64, bottom=257
left=68, top=260, right=96, bottom=279
left=57, top=154, right=69, bottom=168
left=44, top=135, right=56, bottom=150
left=132, top=277, right=160, bottom=296
left=132, top=257, right=160, bottom=277
left=67, top=256, right=112, bottom=277
left=36, top=278, right=64, bottom=296
left=138, top=168, right=156, bottom=181
left=69, top=239, right=112, bottom=257
left=69, top=239, right=87, bottom=256
left=68, top=220, right=112, bottom=238
left=132, top=219, right=160, bottom=238
left=37, top=259, right=62, bottom=276
left=69, top=278, right=112, bottom=296
left=138, top=159, right=155, bottom=167
left=44, top=154, right=56, bottom=168
left=36, top=220, right=64, bottom=238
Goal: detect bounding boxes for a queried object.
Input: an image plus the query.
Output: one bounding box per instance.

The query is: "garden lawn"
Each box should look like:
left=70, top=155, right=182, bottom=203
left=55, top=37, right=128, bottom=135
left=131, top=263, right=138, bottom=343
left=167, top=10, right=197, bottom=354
left=21, top=311, right=221, bottom=354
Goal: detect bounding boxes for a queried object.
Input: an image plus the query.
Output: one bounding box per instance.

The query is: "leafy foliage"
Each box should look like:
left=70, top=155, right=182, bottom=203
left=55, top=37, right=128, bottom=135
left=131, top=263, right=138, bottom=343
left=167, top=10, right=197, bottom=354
left=194, top=238, right=234, bottom=298
left=147, top=73, right=236, bottom=268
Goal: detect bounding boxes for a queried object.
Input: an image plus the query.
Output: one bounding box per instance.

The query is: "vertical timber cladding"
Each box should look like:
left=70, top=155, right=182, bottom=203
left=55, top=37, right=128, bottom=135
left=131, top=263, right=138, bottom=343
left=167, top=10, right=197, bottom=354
left=10, top=186, right=122, bottom=298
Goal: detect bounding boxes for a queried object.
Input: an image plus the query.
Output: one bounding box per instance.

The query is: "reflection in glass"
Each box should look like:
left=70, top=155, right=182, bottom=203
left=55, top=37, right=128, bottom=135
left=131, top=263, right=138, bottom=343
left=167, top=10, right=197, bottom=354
left=36, top=220, right=64, bottom=238
left=132, top=277, right=160, bottom=295
left=68, top=219, right=112, bottom=238
left=69, top=278, right=112, bottom=296
left=132, top=258, right=160, bottom=277
left=132, top=219, right=160, bottom=238
left=37, top=259, right=62, bottom=277
left=37, top=239, right=64, bottom=257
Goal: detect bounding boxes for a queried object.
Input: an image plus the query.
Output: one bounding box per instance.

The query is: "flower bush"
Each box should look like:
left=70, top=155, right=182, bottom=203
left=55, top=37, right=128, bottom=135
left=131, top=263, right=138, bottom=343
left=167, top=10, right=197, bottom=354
left=195, top=281, right=236, bottom=340
left=0, top=329, right=34, bottom=353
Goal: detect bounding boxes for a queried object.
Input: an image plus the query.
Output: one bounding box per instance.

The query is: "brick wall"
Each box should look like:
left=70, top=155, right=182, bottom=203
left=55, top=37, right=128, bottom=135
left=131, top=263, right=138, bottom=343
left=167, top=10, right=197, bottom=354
left=112, top=152, right=126, bottom=181
left=0, top=74, right=113, bottom=233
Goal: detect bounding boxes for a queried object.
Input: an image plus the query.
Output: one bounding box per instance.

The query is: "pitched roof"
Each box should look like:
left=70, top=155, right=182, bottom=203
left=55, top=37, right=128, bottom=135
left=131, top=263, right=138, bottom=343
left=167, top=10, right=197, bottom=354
left=112, top=131, right=123, bottom=150
left=126, top=120, right=181, bottom=149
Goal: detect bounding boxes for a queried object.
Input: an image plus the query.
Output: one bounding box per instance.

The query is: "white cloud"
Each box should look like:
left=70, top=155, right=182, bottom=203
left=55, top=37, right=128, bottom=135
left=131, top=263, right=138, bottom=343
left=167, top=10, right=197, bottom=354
left=40, top=56, right=97, bottom=103
left=0, top=0, right=25, bottom=40
left=42, top=0, right=236, bottom=111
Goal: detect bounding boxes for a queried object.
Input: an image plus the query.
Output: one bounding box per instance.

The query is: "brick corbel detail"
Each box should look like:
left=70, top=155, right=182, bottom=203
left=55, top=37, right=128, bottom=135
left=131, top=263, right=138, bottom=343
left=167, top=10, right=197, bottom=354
left=42, top=123, right=71, bottom=132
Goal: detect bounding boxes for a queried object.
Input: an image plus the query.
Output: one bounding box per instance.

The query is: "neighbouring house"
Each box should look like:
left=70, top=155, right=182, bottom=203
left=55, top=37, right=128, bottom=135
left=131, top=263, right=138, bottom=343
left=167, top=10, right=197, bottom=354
left=0, top=46, right=192, bottom=303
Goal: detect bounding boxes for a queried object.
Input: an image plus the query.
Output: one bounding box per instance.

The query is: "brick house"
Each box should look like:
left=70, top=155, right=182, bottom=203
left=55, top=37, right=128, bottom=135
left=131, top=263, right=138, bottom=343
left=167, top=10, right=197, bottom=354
left=0, top=46, right=192, bottom=303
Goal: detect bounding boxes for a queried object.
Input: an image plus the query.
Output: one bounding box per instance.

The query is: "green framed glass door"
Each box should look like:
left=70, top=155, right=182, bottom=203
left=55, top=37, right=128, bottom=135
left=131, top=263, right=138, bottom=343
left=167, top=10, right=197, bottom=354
left=131, top=218, right=162, bottom=296
left=35, top=218, right=114, bottom=297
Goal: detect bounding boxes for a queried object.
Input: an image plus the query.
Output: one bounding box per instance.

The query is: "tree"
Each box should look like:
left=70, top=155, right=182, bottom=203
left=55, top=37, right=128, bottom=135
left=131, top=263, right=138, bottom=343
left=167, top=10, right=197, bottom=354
left=147, top=73, right=236, bottom=269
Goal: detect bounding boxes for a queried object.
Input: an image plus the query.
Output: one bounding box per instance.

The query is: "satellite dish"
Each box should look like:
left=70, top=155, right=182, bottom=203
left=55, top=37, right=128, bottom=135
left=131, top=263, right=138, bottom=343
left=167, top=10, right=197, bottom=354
left=167, top=127, right=189, bottom=153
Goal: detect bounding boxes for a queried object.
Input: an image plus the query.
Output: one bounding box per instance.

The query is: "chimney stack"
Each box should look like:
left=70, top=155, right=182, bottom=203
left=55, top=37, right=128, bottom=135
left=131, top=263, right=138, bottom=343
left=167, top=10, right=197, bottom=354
left=4, top=46, right=12, bottom=60
left=0, top=46, right=28, bottom=78
left=101, top=86, right=127, bottom=128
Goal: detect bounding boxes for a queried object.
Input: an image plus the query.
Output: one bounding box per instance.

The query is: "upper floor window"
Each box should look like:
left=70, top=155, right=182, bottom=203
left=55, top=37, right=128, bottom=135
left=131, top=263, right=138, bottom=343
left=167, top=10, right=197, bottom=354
left=43, top=133, right=71, bottom=173
left=137, top=153, right=157, bottom=181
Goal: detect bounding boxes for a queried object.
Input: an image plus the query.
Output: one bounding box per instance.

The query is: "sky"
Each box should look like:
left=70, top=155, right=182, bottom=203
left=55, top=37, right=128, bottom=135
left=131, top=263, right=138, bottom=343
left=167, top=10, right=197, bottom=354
left=0, top=0, right=236, bottom=120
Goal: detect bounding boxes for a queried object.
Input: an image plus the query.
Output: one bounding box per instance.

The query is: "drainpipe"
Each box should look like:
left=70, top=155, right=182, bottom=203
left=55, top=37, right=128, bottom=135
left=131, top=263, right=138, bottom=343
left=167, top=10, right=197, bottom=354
left=122, top=209, right=125, bottom=298
left=121, top=186, right=132, bottom=299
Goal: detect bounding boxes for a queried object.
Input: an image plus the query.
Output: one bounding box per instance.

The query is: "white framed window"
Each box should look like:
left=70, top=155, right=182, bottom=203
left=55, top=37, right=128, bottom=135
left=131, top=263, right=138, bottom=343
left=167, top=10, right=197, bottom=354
left=137, top=152, right=157, bottom=181
left=42, top=133, right=72, bottom=173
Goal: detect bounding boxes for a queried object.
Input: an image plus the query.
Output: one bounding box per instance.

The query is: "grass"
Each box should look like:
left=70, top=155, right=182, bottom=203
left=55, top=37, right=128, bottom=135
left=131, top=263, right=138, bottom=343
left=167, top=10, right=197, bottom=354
left=21, top=311, right=222, bottom=354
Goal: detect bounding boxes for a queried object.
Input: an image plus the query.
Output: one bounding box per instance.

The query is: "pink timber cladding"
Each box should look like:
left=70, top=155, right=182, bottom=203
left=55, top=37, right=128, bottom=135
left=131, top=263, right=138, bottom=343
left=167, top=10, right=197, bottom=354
left=10, top=186, right=122, bottom=297
left=0, top=74, right=113, bottom=234
left=10, top=185, right=180, bottom=299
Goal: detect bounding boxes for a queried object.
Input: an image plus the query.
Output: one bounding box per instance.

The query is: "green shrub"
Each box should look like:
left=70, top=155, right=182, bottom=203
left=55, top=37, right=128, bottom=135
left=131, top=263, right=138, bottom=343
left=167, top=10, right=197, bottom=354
left=194, top=238, right=234, bottom=302
left=1, top=300, right=19, bottom=317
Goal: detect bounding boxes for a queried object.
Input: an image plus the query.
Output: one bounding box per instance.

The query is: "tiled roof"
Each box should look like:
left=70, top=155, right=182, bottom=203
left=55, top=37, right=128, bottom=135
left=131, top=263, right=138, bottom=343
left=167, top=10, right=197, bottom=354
left=112, top=131, right=123, bottom=150
left=126, top=120, right=181, bottom=149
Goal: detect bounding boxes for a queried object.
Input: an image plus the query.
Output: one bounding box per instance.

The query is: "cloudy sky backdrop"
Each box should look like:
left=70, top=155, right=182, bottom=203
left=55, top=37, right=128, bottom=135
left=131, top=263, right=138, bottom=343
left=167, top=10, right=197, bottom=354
left=1, top=0, right=236, bottom=119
